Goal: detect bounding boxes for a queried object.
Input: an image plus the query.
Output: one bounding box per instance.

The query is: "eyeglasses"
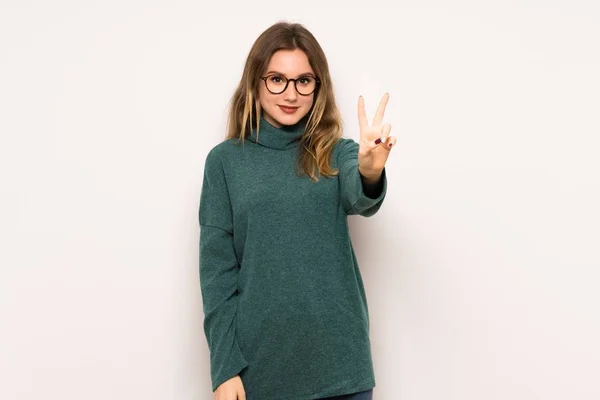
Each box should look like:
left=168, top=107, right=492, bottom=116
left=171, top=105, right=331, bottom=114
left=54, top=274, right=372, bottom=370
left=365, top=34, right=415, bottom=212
left=261, top=74, right=321, bottom=96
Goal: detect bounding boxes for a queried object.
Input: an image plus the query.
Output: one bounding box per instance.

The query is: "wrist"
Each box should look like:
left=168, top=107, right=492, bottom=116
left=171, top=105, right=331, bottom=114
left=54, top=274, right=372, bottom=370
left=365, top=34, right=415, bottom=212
left=359, top=167, right=383, bottom=184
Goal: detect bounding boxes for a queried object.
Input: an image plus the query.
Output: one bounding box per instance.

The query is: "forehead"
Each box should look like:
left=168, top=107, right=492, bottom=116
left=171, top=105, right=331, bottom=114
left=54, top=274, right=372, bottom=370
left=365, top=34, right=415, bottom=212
left=266, top=49, right=314, bottom=75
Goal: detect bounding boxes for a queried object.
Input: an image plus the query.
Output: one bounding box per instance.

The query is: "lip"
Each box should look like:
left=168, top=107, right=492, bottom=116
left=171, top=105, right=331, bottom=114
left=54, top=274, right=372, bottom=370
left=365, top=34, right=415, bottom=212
left=278, top=105, right=299, bottom=114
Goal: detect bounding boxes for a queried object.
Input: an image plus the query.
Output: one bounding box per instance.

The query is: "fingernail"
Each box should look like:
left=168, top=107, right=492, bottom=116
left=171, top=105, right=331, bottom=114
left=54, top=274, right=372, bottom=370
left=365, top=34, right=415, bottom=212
left=388, top=142, right=392, bottom=148
left=374, top=138, right=381, bottom=145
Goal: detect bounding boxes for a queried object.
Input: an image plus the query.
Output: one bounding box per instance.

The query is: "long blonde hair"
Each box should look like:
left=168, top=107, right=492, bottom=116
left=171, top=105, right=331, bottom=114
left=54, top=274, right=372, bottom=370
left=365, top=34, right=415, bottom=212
left=225, top=21, right=344, bottom=181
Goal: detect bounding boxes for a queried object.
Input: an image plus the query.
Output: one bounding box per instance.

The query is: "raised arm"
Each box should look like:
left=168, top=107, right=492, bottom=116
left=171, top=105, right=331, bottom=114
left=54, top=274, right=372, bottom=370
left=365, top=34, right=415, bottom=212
left=337, top=92, right=396, bottom=217
left=337, top=138, right=388, bottom=217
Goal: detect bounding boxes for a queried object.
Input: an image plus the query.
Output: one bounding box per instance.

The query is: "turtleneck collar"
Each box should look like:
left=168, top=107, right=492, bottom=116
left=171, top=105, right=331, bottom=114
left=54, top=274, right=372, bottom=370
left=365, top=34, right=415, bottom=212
left=248, top=114, right=308, bottom=150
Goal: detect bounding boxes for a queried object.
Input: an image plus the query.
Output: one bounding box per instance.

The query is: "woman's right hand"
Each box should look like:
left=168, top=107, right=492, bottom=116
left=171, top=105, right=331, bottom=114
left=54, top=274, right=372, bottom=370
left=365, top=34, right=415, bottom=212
left=214, top=375, right=246, bottom=400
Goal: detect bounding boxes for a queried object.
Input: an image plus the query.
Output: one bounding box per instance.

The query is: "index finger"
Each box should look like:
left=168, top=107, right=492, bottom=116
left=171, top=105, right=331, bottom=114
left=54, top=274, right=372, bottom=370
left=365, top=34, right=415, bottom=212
left=372, top=92, right=390, bottom=126
left=358, top=95, right=368, bottom=131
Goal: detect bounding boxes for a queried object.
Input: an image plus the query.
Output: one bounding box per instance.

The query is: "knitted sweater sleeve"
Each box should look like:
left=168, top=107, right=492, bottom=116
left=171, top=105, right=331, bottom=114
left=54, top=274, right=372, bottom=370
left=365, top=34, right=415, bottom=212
left=198, top=148, right=248, bottom=392
left=336, top=138, right=388, bottom=217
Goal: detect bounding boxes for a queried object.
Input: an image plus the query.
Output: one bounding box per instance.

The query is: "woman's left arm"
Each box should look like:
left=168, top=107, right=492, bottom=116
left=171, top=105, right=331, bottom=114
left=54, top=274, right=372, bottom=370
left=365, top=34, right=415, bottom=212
left=337, top=93, right=396, bottom=217
left=356, top=92, right=397, bottom=185
left=337, top=138, right=388, bottom=217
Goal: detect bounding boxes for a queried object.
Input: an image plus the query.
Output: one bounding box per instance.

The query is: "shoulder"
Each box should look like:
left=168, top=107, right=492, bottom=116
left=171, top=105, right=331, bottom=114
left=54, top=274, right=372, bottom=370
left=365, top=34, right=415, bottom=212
left=334, top=137, right=359, bottom=152
left=203, top=139, right=239, bottom=169
left=333, top=137, right=359, bottom=163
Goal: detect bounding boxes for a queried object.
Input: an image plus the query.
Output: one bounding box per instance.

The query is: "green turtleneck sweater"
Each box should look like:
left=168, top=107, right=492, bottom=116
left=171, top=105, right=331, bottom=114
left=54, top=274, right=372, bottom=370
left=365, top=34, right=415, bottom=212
left=198, top=115, right=387, bottom=399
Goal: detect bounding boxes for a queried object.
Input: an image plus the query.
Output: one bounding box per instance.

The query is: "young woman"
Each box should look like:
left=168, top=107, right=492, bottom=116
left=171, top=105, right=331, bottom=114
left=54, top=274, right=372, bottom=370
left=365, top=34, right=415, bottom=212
left=199, top=21, right=396, bottom=400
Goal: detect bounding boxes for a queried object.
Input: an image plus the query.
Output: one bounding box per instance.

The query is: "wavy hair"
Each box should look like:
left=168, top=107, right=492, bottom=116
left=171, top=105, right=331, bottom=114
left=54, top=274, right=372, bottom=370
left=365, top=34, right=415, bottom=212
left=225, top=21, right=344, bottom=181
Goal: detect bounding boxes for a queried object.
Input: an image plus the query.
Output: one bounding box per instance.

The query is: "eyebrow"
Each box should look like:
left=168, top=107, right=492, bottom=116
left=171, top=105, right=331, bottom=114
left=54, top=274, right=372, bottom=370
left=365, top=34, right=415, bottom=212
left=265, top=70, right=316, bottom=77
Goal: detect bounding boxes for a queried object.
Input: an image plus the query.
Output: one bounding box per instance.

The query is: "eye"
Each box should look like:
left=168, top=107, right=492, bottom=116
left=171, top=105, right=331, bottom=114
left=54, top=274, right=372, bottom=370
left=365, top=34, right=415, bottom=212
left=269, top=75, right=284, bottom=83
left=298, top=77, right=313, bottom=85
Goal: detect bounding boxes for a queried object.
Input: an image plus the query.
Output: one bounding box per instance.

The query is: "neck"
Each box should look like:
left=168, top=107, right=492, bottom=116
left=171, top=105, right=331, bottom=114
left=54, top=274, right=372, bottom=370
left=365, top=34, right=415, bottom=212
left=248, top=114, right=308, bottom=150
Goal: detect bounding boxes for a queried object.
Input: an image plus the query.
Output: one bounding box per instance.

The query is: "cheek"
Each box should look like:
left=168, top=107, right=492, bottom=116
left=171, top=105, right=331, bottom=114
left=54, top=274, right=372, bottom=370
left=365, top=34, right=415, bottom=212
left=258, top=96, right=267, bottom=110
left=258, top=87, right=273, bottom=108
left=303, top=96, right=315, bottom=109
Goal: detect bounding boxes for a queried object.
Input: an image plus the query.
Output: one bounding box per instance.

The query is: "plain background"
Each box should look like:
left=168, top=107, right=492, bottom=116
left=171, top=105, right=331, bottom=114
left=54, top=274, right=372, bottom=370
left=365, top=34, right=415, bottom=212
left=1, top=1, right=599, bottom=399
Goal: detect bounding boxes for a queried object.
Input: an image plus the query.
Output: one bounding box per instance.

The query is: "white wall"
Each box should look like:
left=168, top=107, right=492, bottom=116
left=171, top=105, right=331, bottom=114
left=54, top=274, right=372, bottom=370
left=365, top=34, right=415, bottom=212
left=1, top=1, right=598, bottom=399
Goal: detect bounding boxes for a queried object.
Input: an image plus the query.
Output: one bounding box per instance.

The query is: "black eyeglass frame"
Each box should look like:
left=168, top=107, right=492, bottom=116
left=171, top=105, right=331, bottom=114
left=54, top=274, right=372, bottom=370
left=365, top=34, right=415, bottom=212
left=260, top=74, right=321, bottom=96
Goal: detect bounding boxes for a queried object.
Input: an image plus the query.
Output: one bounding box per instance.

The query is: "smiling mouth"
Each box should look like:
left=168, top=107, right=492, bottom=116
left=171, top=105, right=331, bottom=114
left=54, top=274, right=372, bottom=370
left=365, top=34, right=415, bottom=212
left=279, top=105, right=298, bottom=109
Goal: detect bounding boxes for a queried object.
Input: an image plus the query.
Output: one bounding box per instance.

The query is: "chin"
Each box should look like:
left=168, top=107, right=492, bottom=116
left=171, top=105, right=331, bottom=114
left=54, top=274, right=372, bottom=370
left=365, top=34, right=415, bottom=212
left=274, top=110, right=307, bottom=126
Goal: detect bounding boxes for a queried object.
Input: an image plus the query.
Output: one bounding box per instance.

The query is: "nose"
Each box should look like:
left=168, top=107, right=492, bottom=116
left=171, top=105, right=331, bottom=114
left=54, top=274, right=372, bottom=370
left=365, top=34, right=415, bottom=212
left=282, top=80, right=298, bottom=101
